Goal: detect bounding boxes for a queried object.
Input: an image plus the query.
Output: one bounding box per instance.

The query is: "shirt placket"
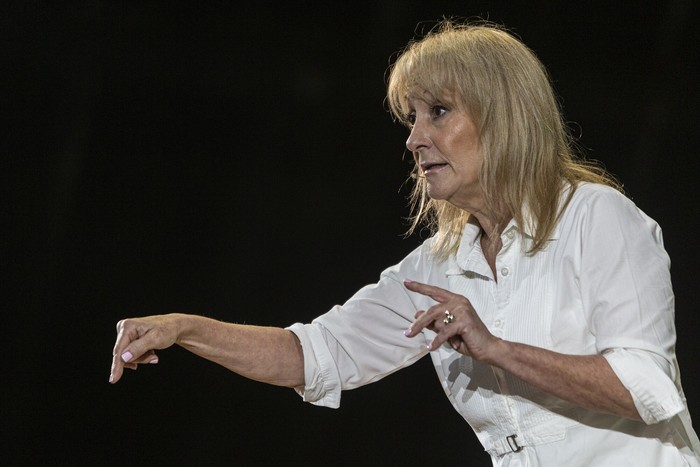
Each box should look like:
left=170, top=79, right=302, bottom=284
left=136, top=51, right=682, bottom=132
left=491, top=228, right=526, bottom=452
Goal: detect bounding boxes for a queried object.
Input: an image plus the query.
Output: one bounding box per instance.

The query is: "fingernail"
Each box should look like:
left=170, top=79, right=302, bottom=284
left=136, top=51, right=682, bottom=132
left=121, top=351, right=133, bottom=362
left=149, top=357, right=159, bottom=364
left=426, top=343, right=433, bottom=351
left=404, top=279, right=413, bottom=284
left=109, top=374, right=114, bottom=383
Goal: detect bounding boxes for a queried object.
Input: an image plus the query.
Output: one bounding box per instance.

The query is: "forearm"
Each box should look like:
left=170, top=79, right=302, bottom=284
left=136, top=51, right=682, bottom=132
left=488, top=339, right=640, bottom=420
left=168, top=314, right=304, bottom=388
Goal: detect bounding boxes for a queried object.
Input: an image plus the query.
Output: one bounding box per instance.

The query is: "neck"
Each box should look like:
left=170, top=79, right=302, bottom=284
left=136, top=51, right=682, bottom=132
left=470, top=211, right=511, bottom=242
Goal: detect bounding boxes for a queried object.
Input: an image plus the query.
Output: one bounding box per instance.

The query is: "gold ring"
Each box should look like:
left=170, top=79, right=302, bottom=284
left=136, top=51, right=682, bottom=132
left=443, top=310, right=455, bottom=324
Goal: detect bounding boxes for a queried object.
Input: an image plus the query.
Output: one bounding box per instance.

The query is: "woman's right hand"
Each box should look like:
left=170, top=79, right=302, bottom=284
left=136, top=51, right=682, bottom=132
left=109, top=314, right=181, bottom=384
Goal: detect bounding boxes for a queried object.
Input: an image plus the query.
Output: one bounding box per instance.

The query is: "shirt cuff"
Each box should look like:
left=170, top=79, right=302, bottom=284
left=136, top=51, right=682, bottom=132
left=286, top=322, right=342, bottom=409
left=603, top=347, right=685, bottom=424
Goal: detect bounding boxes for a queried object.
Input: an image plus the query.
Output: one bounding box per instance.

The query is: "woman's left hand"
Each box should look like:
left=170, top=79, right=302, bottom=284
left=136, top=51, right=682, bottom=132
left=403, top=279, right=501, bottom=361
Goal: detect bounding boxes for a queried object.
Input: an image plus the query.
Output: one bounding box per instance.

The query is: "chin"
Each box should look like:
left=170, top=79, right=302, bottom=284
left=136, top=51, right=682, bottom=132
left=426, top=186, right=449, bottom=201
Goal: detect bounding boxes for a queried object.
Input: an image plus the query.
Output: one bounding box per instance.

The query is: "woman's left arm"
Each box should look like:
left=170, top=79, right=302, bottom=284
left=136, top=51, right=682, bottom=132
left=491, top=337, right=639, bottom=420
left=403, top=279, right=641, bottom=421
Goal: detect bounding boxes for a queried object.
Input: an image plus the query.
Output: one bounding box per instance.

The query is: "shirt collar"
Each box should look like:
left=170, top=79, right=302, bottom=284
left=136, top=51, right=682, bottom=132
left=445, top=202, right=561, bottom=276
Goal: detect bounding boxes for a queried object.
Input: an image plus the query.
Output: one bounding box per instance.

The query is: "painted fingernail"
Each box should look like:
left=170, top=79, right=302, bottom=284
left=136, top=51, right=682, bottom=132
left=121, top=351, right=133, bottom=362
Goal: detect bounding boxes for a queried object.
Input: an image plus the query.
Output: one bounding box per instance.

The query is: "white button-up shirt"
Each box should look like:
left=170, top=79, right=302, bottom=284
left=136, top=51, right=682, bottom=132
left=288, top=183, right=700, bottom=466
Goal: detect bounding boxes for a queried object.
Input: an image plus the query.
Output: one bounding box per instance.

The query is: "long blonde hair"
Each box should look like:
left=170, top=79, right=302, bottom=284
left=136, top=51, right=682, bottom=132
left=387, top=19, right=621, bottom=260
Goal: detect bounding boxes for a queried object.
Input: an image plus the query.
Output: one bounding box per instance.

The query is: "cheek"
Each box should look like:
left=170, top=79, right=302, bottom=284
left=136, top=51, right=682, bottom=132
left=448, top=139, right=482, bottom=170
left=458, top=135, right=483, bottom=168
left=446, top=125, right=477, bottom=154
left=457, top=130, right=480, bottom=154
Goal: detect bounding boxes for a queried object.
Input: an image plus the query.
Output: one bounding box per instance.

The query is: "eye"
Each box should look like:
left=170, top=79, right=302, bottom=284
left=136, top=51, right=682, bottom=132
left=430, top=105, right=447, bottom=119
left=405, top=111, right=416, bottom=126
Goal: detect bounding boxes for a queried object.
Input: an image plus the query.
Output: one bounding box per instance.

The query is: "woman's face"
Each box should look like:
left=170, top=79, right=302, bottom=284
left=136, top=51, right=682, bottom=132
left=405, top=94, right=484, bottom=212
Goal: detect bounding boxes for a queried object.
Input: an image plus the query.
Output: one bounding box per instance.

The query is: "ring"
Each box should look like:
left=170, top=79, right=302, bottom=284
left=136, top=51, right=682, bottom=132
left=443, top=310, right=455, bottom=324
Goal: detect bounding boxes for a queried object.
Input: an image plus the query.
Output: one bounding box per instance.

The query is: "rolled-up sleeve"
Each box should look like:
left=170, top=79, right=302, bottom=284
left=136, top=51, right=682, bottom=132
left=287, top=322, right=342, bottom=408
left=604, top=348, right=686, bottom=424
left=285, top=242, right=441, bottom=408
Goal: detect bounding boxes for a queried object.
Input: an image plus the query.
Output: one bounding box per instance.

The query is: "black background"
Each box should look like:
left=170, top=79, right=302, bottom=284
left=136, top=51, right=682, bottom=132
left=4, top=1, right=700, bottom=466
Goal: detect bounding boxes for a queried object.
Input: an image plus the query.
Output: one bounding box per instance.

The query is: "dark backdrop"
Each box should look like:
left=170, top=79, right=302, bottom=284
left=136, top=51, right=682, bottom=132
left=4, top=1, right=699, bottom=466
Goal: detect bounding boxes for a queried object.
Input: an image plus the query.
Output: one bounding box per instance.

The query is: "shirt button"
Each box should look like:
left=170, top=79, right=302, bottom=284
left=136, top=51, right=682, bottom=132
left=506, top=230, right=515, bottom=239
left=501, top=267, right=510, bottom=277
left=494, top=319, right=503, bottom=328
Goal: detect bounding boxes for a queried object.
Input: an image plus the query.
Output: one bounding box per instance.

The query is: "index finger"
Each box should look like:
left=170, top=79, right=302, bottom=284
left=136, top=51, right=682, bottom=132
left=109, top=353, right=125, bottom=384
left=109, top=319, right=133, bottom=384
left=403, top=279, right=452, bottom=303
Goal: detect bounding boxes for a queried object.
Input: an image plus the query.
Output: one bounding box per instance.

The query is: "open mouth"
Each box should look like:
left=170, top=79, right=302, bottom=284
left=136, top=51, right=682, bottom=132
left=421, top=162, right=448, bottom=174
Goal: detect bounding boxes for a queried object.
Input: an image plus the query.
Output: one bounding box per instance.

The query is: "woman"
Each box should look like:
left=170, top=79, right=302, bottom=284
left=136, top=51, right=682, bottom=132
left=109, top=20, right=699, bottom=465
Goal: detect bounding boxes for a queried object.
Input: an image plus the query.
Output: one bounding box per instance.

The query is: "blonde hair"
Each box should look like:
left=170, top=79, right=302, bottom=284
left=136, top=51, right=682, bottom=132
left=387, top=19, right=621, bottom=260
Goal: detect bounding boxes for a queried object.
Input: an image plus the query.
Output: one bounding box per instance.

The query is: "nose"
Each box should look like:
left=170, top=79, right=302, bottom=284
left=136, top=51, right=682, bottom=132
left=406, top=121, right=430, bottom=153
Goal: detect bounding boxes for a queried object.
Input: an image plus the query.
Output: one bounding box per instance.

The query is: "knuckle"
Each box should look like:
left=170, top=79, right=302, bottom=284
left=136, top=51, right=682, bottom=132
left=116, top=318, right=134, bottom=332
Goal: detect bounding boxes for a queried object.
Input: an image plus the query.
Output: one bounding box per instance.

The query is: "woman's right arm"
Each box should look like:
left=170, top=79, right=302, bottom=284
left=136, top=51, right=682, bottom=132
left=109, top=313, right=305, bottom=388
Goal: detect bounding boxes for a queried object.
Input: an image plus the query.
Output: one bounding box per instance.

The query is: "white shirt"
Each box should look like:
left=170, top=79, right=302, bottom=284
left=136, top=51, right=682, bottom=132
left=288, top=183, right=700, bottom=466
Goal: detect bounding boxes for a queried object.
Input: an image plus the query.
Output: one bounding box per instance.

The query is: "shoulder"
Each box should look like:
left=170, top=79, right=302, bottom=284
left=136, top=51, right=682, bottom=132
left=563, top=182, right=640, bottom=223
left=568, top=182, right=627, bottom=206
left=559, top=182, right=664, bottom=246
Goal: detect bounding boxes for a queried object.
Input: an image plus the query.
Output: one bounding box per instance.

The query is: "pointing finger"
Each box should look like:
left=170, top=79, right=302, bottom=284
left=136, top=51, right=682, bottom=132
left=403, top=279, right=452, bottom=303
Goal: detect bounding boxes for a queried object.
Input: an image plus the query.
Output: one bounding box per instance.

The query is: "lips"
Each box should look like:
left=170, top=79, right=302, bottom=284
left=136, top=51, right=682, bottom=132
left=421, top=161, right=448, bottom=175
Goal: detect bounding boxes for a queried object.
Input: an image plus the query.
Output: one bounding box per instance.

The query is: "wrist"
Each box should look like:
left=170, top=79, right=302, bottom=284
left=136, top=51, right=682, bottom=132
left=483, top=337, right=510, bottom=366
left=168, top=313, right=191, bottom=345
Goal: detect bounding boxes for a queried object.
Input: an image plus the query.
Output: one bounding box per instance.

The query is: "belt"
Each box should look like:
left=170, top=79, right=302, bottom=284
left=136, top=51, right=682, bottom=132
left=486, top=434, right=525, bottom=456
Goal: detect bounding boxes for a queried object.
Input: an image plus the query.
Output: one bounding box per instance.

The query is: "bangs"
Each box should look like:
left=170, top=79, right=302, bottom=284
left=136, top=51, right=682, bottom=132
left=387, top=39, right=463, bottom=125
